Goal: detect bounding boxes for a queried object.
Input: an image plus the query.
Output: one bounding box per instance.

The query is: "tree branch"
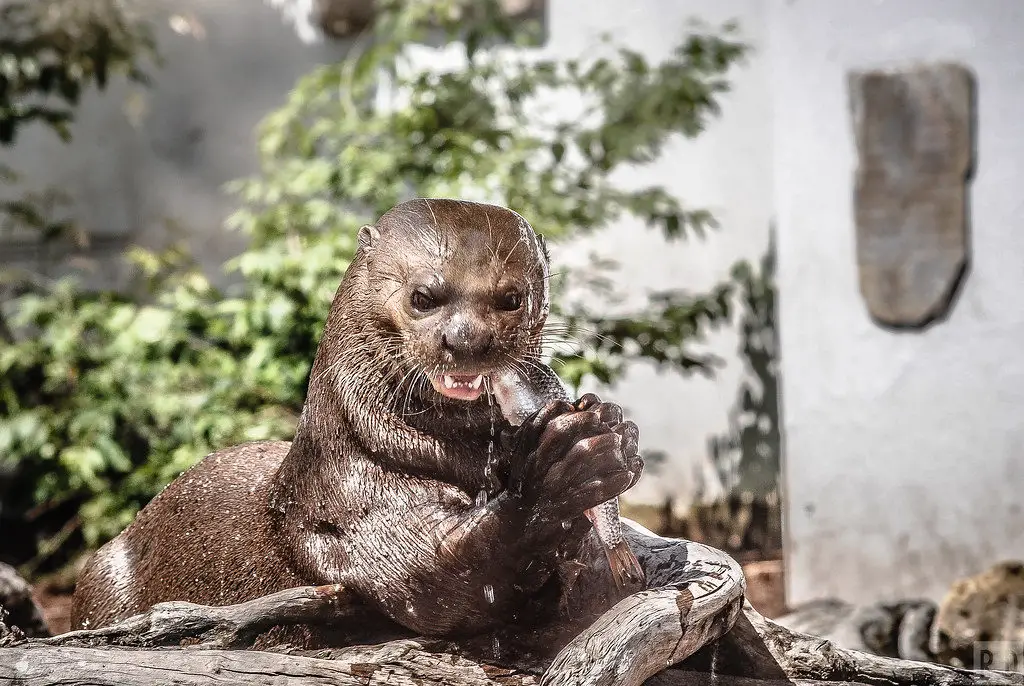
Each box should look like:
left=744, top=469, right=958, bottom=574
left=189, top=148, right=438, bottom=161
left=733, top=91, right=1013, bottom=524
left=2, top=524, right=1022, bottom=686
left=37, top=583, right=360, bottom=649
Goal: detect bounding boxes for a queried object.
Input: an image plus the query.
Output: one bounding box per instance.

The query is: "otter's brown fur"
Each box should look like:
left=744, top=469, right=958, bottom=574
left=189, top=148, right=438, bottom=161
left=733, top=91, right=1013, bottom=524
left=71, top=199, right=642, bottom=650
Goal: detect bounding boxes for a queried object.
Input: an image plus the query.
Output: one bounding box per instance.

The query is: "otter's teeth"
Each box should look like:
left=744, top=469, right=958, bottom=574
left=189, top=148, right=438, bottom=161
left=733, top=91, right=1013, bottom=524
left=439, top=374, right=485, bottom=392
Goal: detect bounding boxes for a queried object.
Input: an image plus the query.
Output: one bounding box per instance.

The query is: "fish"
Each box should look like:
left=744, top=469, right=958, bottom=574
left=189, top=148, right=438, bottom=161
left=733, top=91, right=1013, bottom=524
left=489, top=365, right=645, bottom=590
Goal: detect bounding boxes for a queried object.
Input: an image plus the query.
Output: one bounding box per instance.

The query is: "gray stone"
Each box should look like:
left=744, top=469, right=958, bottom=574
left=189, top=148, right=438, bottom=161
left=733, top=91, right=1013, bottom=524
left=848, top=62, right=974, bottom=328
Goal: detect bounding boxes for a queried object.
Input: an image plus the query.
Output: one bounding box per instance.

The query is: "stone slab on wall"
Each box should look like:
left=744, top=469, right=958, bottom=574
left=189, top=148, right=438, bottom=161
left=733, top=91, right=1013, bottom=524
left=849, top=62, right=974, bottom=329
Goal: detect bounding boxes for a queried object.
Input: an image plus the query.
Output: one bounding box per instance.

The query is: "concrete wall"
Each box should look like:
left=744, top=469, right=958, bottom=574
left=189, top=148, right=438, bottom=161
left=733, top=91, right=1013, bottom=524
left=770, top=0, right=1024, bottom=606
left=0, top=1, right=775, bottom=511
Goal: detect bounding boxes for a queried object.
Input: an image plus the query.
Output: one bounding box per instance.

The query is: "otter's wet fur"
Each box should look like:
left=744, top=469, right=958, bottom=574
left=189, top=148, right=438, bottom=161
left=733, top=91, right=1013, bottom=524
left=70, top=199, right=644, bottom=651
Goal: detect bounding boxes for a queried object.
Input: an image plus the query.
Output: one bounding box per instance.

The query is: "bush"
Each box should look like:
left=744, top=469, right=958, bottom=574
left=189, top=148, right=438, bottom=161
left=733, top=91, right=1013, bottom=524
left=0, top=0, right=748, bottom=565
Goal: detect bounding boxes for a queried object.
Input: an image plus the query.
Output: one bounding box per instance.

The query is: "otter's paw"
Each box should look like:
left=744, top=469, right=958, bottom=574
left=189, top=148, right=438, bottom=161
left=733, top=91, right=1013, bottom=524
left=572, top=394, right=644, bottom=489
left=504, top=397, right=574, bottom=491
left=515, top=395, right=642, bottom=522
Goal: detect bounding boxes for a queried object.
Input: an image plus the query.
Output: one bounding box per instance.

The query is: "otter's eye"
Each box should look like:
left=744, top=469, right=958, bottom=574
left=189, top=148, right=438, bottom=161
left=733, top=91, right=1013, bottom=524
left=498, top=289, right=523, bottom=312
left=410, top=289, right=437, bottom=313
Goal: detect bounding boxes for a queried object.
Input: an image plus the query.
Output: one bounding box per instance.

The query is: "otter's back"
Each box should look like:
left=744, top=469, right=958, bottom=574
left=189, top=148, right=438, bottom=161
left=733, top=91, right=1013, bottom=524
left=71, top=440, right=301, bottom=629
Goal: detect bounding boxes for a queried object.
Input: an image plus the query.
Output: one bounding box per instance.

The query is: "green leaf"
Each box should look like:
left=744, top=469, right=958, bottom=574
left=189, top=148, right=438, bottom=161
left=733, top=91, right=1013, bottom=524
left=130, top=307, right=173, bottom=343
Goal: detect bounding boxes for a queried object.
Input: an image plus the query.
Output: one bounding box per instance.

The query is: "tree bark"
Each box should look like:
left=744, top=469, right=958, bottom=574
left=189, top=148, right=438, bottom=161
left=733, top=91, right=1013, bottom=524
left=2, top=522, right=1021, bottom=686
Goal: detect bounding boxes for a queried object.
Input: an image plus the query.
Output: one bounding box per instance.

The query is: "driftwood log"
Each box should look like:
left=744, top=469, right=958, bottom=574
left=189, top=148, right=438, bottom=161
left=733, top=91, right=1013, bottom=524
left=2, top=520, right=1022, bottom=686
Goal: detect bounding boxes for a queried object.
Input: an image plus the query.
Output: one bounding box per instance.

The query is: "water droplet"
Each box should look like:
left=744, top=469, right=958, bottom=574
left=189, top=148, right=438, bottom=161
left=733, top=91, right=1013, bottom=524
left=482, top=399, right=501, bottom=495
left=476, top=489, right=488, bottom=507
left=492, top=635, right=501, bottom=659
left=709, top=640, right=721, bottom=685
left=483, top=584, right=495, bottom=603
left=561, top=520, right=571, bottom=530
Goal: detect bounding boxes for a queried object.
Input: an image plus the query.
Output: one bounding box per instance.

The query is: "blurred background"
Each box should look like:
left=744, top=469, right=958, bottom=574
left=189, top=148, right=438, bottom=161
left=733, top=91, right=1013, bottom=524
left=1, top=0, right=1021, bottom=670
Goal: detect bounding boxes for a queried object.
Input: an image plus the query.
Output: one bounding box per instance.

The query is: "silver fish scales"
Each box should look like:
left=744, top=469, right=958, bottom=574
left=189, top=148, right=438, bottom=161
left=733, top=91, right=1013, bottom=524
left=490, top=366, right=645, bottom=590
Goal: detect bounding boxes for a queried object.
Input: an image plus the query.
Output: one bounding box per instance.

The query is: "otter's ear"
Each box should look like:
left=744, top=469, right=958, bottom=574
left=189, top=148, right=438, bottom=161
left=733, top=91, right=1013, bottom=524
left=358, top=225, right=380, bottom=252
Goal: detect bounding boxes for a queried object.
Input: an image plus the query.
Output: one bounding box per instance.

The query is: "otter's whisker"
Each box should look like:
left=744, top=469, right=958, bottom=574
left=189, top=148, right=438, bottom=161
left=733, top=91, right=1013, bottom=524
left=402, top=367, right=426, bottom=419
left=543, top=322, right=619, bottom=347
left=388, top=365, right=420, bottom=417
left=527, top=270, right=567, bottom=285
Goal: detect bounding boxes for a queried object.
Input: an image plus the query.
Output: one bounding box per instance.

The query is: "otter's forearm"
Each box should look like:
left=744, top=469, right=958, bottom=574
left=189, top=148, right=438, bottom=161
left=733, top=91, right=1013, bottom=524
left=349, top=491, right=564, bottom=636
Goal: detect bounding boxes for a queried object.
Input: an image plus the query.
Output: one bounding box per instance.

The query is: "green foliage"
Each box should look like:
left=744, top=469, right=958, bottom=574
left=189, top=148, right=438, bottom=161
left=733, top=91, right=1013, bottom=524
left=1, top=0, right=748, bottom=563
left=708, top=231, right=780, bottom=498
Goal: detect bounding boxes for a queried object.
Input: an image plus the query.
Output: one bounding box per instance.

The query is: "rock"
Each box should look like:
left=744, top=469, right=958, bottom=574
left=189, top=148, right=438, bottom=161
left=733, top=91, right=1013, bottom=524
left=775, top=596, right=938, bottom=661
left=0, top=561, right=50, bottom=637
left=932, top=560, right=1024, bottom=671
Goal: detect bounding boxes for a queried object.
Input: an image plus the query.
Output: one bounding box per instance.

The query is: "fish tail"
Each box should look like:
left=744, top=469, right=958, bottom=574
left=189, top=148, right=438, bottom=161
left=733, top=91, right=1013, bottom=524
left=604, top=540, right=646, bottom=590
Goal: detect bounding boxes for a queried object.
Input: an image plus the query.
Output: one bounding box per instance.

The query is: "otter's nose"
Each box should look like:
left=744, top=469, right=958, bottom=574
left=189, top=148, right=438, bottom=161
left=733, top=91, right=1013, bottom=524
left=440, top=317, right=495, bottom=358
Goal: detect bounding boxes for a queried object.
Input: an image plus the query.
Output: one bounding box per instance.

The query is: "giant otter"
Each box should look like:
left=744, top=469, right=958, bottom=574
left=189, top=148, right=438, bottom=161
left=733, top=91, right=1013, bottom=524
left=71, top=199, right=643, bottom=650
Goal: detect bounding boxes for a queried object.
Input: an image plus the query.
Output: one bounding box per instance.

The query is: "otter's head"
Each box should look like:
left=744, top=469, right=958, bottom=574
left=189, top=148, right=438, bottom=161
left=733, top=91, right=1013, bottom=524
left=356, top=198, right=550, bottom=405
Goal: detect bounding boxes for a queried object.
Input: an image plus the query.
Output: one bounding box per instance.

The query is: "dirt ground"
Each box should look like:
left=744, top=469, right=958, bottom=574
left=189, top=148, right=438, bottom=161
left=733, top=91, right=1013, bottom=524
left=741, top=558, right=787, bottom=618
left=31, top=558, right=786, bottom=637
left=32, top=585, right=74, bottom=636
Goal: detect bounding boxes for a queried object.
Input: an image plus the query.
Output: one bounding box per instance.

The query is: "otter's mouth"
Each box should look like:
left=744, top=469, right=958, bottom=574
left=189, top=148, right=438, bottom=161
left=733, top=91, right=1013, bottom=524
left=430, top=373, right=486, bottom=402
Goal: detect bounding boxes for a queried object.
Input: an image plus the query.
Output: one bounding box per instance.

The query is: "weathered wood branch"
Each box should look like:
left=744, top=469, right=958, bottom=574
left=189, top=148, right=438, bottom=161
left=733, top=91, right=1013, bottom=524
left=539, top=521, right=747, bottom=686
left=35, top=583, right=361, bottom=649
left=2, top=522, right=1022, bottom=686
left=7, top=610, right=1024, bottom=686
left=696, top=601, right=1024, bottom=686
left=1, top=639, right=541, bottom=686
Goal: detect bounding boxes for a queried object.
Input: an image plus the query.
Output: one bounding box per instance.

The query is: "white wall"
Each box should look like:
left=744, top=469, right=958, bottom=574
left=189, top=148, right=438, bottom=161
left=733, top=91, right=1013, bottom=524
left=544, top=0, right=774, bottom=512
left=770, top=0, right=1024, bottom=606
